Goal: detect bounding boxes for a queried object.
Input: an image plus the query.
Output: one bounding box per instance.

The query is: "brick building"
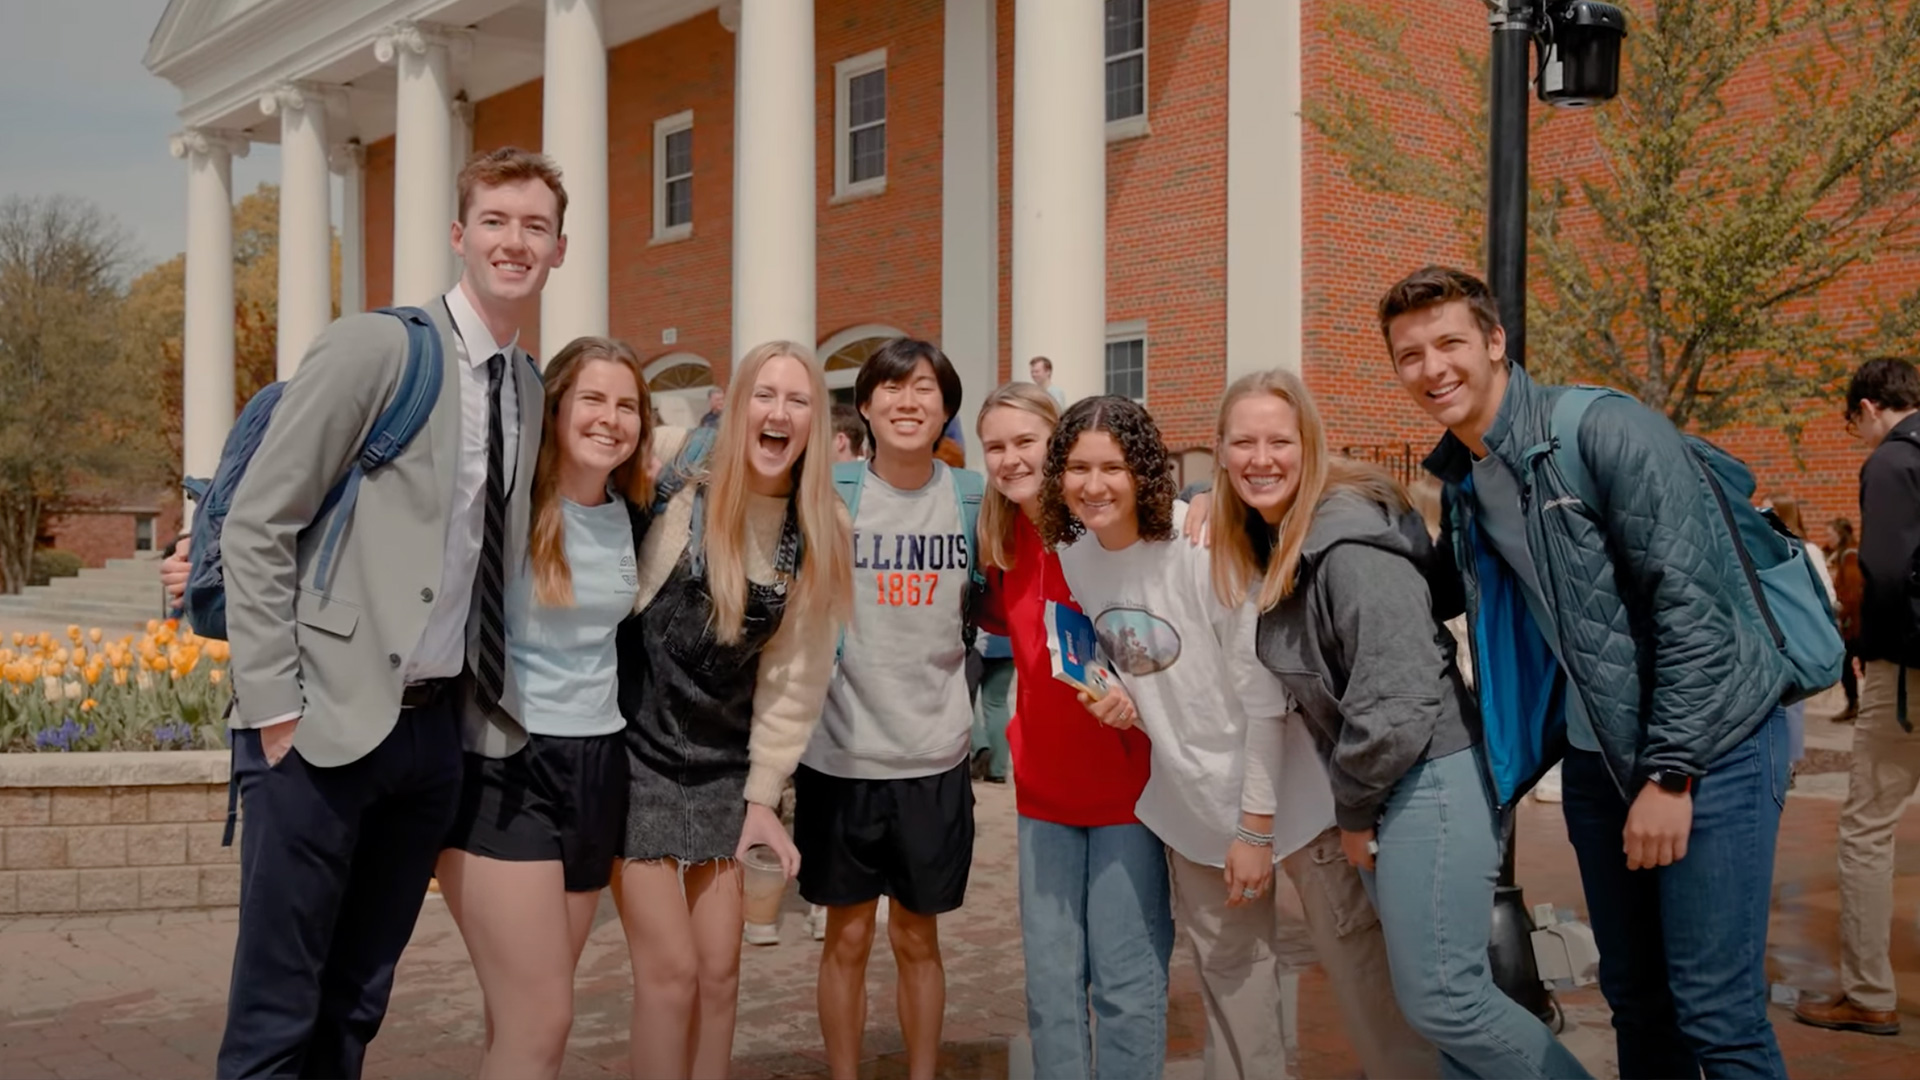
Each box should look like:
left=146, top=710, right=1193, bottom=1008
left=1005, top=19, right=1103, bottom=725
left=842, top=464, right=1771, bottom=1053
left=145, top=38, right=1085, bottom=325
left=146, top=0, right=1899, bottom=538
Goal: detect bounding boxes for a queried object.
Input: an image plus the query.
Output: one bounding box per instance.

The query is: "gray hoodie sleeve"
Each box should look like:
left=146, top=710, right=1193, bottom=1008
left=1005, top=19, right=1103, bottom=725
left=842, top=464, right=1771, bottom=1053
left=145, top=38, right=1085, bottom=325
left=1318, top=542, right=1450, bottom=831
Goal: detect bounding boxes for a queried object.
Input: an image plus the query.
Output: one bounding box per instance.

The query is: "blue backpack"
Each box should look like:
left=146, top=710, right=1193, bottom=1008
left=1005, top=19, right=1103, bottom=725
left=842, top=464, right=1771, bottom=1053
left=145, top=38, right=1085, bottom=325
left=832, top=460, right=987, bottom=654
left=179, top=306, right=445, bottom=640
left=1548, top=387, right=1846, bottom=702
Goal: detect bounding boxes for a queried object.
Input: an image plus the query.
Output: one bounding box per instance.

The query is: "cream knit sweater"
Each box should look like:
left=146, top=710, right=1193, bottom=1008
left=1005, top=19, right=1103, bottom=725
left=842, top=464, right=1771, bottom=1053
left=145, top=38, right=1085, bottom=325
left=633, top=428, right=841, bottom=807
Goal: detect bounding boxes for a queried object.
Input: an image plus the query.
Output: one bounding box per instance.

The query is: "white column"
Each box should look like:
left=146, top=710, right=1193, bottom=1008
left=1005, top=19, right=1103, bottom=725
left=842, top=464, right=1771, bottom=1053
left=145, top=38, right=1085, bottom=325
left=729, top=0, right=816, bottom=359
left=1011, top=0, right=1105, bottom=403
left=332, top=140, right=366, bottom=317
left=377, top=22, right=456, bottom=306
left=1227, top=0, right=1304, bottom=379
left=260, top=83, right=333, bottom=378
left=169, top=128, right=248, bottom=526
left=541, top=0, right=610, bottom=358
left=450, top=93, right=474, bottom=287
left=941, top=0, right=999, bottom=465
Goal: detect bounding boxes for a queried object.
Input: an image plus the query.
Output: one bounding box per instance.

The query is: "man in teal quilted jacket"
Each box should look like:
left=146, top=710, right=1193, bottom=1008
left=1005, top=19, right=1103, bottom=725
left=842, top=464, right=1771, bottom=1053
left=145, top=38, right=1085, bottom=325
left=1384, top=266, right=1793, bottom=1079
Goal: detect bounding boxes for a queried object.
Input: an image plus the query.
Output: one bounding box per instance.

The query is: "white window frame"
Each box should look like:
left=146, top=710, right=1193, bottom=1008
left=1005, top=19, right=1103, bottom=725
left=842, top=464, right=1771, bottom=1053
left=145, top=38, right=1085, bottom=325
left=1105, top=320, right=1148, bottom=404
left=1105, top=0, right=1150, bottom=142
left=652, top=110, right=694, bottom=243
left=834, top=48, right=888, bottom=201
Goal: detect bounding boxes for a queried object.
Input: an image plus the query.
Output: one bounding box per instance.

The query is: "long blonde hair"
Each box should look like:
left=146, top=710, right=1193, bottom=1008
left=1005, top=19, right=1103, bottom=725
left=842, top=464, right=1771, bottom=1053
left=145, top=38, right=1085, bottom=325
left=531, top=337, right=655, bottom=607
left=700, top=340, right=853, bottom=643
left=1210, top=369, right=1407, bottom=611
left=974, top=382, right=1061, bottom=571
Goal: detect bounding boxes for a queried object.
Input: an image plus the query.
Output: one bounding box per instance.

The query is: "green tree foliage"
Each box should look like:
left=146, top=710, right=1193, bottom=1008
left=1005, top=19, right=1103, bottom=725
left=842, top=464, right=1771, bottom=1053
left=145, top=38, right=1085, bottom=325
left=1310, top=0, right=1920, bottom=434
left=0, top=195, right=169, bottom=593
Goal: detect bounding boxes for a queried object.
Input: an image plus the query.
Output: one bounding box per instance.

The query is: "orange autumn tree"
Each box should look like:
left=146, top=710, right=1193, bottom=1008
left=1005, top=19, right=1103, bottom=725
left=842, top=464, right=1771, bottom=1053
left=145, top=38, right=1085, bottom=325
left=124, top=182, right=342, bottom=478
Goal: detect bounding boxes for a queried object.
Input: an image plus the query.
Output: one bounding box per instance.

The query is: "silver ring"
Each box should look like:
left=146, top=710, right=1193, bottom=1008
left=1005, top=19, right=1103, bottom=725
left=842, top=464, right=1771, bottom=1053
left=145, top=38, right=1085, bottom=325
left=1241, top=888, right=1259, bottom=900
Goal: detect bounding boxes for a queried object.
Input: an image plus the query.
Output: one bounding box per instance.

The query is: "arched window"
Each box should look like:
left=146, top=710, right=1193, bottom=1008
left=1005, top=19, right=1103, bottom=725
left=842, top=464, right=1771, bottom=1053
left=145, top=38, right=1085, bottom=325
left=816, top=323, right=909, bottom=404
left=644, top=352, right=716, bottom=428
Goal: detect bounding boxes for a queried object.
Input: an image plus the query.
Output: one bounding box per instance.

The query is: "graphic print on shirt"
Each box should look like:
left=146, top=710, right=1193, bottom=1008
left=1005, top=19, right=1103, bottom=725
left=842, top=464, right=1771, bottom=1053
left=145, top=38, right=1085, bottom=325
left=1093, top=607, right=1182, bottom=676
left=853, top=529, right=969, bottom=607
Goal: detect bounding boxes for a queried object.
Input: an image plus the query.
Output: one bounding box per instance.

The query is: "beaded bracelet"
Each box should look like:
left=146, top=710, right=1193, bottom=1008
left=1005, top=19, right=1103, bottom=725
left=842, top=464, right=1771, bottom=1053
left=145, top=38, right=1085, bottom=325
left=1234, top=827, right=1275, bottom=848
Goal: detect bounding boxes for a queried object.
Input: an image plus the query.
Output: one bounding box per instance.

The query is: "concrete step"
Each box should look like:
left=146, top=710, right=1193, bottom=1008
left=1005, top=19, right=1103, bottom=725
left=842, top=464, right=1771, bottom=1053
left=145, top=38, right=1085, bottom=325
left=0, top=597, right=169, bottom=625
left=18, top=578, right=163, bottom=601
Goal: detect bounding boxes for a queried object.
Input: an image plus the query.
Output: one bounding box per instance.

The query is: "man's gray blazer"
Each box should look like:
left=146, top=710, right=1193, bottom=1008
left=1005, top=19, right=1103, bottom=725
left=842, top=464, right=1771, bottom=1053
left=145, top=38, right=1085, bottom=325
left=223, top=301, right=541, bottom=767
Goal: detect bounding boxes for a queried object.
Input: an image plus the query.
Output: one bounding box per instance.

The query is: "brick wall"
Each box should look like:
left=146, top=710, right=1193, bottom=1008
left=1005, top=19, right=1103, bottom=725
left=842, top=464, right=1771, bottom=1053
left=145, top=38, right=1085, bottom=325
left=351, top=0, right=1904, bottom=536
left=0, top=759, right=239, bottom=915
left=41, top=502, right=184, bottom=569
left=1298, top=0, right=1483, bottom=454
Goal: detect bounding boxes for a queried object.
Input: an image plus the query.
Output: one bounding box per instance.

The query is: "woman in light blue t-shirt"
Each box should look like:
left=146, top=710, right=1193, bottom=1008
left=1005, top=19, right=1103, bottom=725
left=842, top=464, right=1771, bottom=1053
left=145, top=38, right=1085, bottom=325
left=439, top=336, right=654, bottom=1080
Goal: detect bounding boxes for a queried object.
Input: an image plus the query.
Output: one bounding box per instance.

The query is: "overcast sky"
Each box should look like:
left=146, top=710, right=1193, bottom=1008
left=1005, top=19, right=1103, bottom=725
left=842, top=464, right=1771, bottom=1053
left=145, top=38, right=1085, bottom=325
left=0, top=0, right=291, bottom=271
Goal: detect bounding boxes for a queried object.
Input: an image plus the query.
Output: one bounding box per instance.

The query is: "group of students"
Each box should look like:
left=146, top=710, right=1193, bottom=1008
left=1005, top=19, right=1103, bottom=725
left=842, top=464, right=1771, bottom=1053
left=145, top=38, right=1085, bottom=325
left=168, top=145, right=1862, bottom=1080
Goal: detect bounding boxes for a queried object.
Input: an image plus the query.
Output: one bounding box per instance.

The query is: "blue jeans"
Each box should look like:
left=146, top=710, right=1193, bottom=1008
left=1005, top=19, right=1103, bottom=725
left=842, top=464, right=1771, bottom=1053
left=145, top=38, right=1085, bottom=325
left=1018, top=816, right=1174, bottom=1079
left=970, top=658, right=1015, bottom=780
left=1561, top=706, right=1789, bottom=1080
left=1363, top=748, right=1592, bottom=1080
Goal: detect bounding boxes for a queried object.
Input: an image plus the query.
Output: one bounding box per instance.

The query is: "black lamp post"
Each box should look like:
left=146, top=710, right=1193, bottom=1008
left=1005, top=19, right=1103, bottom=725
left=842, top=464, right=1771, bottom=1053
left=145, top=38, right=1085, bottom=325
left=1480, top=0, right=1627, bottom=1028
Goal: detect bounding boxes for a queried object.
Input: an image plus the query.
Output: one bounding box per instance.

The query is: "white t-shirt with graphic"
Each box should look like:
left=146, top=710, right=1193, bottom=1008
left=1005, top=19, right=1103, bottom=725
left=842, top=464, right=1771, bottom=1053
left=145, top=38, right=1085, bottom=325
left=804, top=462, right=974, bottom=780
left=1058, top=502, right=1334, bottom=866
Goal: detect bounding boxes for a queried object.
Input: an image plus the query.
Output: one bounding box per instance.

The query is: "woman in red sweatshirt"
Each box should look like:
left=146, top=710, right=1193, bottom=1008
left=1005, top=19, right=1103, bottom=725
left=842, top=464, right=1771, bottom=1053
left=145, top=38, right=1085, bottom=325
left=974, top=381, right=1169, bottom=1079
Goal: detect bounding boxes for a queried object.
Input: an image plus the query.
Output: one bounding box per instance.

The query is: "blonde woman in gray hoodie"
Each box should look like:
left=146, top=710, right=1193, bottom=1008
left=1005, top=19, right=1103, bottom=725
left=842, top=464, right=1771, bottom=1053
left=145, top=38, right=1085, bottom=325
left=1209, top=369, right=1588, bottom=1080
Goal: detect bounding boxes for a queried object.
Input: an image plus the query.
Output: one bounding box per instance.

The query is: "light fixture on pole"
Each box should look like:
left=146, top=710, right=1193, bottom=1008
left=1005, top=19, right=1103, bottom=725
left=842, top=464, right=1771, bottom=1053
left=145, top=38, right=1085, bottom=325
left=1479, top=0, right=1625, bottom=1029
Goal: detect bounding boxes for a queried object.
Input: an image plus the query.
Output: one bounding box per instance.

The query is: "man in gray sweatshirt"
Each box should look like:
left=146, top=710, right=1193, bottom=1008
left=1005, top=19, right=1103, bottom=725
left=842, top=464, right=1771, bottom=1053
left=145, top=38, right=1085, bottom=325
left=795, top=337, right=981, bottom=1080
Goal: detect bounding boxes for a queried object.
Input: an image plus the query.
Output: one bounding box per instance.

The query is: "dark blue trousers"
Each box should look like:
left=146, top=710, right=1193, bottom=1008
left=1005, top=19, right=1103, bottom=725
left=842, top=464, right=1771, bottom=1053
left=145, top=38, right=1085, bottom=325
left=216, top=697, right=462, bottom=1079
left=1561, top=706, right=1790, bottom=1080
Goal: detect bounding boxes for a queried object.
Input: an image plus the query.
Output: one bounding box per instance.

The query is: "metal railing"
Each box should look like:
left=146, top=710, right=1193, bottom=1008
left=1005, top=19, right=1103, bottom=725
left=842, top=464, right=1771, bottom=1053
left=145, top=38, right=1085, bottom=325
left=1338, top=443, right=1423, bottom=488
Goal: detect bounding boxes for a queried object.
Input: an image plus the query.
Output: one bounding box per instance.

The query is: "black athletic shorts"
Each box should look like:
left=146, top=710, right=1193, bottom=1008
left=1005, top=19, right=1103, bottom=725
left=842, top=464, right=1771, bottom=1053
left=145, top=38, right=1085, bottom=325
left=793, top=759, right=975, bottom=916
left=445, top=730, right=627, bottom=892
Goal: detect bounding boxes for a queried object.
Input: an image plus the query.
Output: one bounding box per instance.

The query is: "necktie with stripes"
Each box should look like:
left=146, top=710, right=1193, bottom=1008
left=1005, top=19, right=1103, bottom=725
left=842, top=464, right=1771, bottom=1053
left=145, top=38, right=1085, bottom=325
left=472, top=351, right=508, bottom=710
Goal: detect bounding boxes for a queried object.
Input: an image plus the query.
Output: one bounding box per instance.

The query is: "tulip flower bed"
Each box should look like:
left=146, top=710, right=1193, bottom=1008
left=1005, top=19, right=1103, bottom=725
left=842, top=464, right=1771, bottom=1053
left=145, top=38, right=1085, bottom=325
left=0, top=621, right=231, bottom=752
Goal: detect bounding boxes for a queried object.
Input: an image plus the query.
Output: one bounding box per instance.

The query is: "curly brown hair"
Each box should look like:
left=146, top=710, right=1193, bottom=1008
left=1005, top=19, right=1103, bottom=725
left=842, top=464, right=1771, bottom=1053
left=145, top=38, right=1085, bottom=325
left=1038, top=396, right=1177, bottom=547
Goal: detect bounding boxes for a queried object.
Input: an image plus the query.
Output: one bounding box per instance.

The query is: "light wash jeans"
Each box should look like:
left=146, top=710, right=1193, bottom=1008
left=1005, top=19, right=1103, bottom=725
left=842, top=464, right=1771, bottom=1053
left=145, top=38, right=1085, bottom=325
left=1362, top=748, right=1592, bottom=1080
left=1017, top=816, right=1173, bottom=1080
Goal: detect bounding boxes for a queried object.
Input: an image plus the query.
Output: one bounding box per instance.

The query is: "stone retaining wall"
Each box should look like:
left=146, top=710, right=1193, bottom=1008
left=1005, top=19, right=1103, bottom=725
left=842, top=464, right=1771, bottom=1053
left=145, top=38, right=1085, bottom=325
left=0, top=752, right=238, bottom=915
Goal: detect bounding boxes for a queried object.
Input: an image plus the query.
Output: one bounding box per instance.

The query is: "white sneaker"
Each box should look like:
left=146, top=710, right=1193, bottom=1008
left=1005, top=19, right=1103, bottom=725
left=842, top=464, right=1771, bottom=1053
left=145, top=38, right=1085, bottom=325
left=1534, top=763, right=1564, bottom=804
left=808, top=904, right=827, bottom=941
left=743, top=921, right=780, bottom=946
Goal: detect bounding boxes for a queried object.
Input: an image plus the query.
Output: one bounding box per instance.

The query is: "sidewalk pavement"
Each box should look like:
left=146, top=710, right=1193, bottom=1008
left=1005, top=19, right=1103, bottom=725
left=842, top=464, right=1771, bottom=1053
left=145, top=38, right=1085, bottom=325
left=5, top=710, right=1920, bottom=1079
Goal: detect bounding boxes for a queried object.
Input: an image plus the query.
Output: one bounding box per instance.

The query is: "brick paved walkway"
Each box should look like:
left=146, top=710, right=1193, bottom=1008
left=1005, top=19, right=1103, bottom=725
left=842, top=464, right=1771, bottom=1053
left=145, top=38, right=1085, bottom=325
left=6, top=739, right=1920, bottom=1079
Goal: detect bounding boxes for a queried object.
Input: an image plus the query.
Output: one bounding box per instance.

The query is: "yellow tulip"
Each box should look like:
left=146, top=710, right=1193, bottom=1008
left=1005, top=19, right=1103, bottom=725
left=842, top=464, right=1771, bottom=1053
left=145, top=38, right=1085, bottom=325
left=71, top=646, right=86, bottom=667
left=155, top=627, right=176, bottom=647
left=88, top=627, right=102, bottom=644
left=146, top=619, right=160, bottom=635
left=84, top=664, right=102, bottom=686
left=209, top=669, right=225, bottom=685
left=112, top=670, right=128, bottom=687
left=66, top=624, right=81, bottom=643
left=80, top=699, right=97, bottom=712
left=9, top=632, right=22, bottom=647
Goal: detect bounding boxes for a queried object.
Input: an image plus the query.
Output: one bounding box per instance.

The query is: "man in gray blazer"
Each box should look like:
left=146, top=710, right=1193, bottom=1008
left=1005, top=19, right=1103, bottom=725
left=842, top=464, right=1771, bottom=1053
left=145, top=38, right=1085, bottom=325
left=211, top=147, right=565, bottom=1079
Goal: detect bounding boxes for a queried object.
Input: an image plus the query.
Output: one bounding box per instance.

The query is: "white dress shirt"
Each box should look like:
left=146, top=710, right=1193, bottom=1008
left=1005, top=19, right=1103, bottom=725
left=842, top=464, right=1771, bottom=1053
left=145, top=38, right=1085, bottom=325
left=405, top=283, right=521, bottom=683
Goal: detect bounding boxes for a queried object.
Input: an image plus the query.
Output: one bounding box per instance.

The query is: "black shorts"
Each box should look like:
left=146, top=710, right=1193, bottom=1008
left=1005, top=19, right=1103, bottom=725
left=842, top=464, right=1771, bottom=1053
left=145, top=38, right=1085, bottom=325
left=445, top=731, right=627, bottom=892
left=794, top=760, right=975, bottom=916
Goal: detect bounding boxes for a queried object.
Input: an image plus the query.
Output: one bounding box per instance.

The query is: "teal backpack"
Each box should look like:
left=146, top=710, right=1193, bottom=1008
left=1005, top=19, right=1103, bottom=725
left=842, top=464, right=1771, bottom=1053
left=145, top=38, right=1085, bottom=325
left=1546, top=387, right=1846, bottom=703
left=832, top=460, right=987, bottom=656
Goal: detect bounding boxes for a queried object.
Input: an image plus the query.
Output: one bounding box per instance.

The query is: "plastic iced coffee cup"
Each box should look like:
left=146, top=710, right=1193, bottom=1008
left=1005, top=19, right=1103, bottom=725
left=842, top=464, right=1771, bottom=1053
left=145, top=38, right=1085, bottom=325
left=741, top=844, right=787, bottom=940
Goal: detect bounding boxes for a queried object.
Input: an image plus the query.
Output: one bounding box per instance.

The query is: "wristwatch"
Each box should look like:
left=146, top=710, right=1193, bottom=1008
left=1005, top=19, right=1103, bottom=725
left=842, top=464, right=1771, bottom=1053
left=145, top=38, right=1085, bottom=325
left=1646, top=768, right=1694, bottom=794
